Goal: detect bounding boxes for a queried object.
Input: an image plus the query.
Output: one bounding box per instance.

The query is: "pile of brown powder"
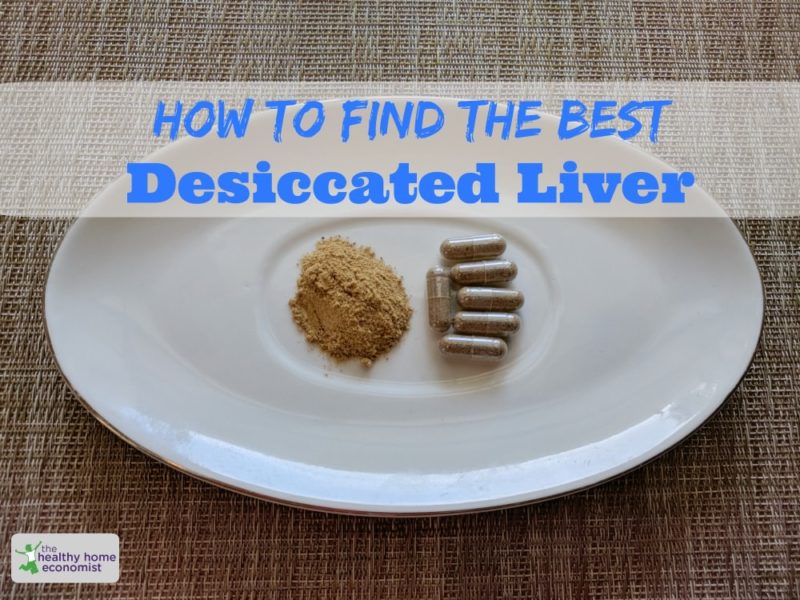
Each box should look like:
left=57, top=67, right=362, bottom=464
left=289, top=237, right=412, bottom=366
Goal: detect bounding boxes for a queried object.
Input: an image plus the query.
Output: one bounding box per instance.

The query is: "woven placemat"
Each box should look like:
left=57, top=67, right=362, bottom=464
left=1, top=2, right=798, bottom=598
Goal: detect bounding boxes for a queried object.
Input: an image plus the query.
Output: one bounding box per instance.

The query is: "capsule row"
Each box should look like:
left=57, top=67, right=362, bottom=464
left=428, top=259, right=520, bottom=289
left=440, top=233, right=506, bottom=260
left=429, top=233, right=525, bottom=361
left=438, top=334, right=508, bottom=361
left=457, top=287, right=524, bottom=311
left=435, top=311, right=520, bottom=360
left=428, top=269, right=523, bottom=335
left=450, top=259, right=517, bottom=285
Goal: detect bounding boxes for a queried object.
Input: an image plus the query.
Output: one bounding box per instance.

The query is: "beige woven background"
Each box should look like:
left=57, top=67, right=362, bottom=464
left=1, top=1, right=798, bottom=598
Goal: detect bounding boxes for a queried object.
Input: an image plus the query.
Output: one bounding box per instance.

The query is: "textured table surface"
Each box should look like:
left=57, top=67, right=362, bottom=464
left=1, top=2, right=798, bottom=598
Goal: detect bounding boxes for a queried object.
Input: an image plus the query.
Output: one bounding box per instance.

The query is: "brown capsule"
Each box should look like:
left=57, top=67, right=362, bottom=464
left=450, top=259, right=517, bottom=285
left=438, top=334, right=508, bottom=360
left=440, top=233, right=506, bottom=260
left=453, top=311, right=521, bottom=336
left=426, top=266, right=451, bottom=332
left=457, top=287, right=525, bottom=311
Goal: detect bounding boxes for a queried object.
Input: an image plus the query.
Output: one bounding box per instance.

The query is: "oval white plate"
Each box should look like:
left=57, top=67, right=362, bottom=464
left=45, top=102, right=763, bottom=514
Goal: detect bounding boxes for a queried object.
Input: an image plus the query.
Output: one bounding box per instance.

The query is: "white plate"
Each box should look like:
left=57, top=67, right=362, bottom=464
left=45, top=102, right=763, bottom=514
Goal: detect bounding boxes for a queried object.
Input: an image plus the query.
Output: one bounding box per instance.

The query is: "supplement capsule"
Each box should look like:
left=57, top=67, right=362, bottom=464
left=457, top=287, right=525, bottom=311
left=450, top=259, right=518, bottom=285
left=426, top=266, right=452, bottom=332
left=440, top=233, right=506, bottom=260
left=438, top=334, right=508, bottom=360
left=453, top=311, right=521, bottom=336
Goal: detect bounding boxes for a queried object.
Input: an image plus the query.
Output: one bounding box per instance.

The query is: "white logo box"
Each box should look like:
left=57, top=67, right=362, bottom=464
left=11, top=533, right=119, bottom=583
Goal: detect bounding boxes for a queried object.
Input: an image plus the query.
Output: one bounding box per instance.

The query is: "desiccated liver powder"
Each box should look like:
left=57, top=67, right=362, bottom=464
left=289, top=237, right=412, bottom=366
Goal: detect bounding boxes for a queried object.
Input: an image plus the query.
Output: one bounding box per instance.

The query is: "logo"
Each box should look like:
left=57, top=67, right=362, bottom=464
left=11, top=534, right=119, bottom=583
left=14, top=540, right=42, bottom=575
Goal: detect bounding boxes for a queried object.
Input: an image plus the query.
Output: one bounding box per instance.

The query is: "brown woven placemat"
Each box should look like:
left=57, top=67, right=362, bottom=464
left=1, top=2, right=798, bottom=598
